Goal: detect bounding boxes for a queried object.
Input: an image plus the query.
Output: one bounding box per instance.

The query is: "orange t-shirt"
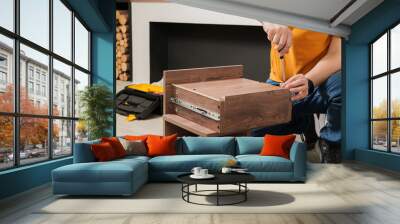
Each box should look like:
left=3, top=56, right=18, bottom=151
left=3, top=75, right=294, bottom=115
left=269, top=27, right=332, bottom=82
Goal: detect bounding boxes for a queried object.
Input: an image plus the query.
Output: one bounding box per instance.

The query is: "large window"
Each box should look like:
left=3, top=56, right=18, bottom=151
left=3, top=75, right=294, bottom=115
left=0, top=0, right=91, bottom=170
left=20, top=0, right=49, bottom=49
left=0, top=0, right=14, bottom=32
left=370, top=23, right=400, bottom=154
left=74, top=17, right=90, bottom=70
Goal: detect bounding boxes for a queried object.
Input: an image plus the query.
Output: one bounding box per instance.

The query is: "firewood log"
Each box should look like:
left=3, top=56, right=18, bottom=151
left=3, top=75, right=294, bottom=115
left=116, top=32, right=123, bottom=41
left=120, top=25, right=127, bottom=34
left=118, top=14, right=128, bottom=25
left=121, top=54, right=128, bottom=62
left=121, top=63, right=129, bottom=72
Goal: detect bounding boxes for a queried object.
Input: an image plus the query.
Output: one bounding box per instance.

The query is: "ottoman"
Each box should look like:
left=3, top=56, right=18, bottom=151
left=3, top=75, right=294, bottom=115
left=52, top=157, right=148, bottom=196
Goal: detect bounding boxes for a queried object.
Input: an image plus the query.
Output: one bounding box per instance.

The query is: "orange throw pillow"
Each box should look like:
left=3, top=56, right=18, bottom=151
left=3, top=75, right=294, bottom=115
left=260, top=134, right=296, bottom=159
left=101, top=137, right=126, bottom=158
left=91, top=142, right=117, bottom=162
left=146, top=134, right=177, bottom=157
left=124, top=135, right=149, bottom=141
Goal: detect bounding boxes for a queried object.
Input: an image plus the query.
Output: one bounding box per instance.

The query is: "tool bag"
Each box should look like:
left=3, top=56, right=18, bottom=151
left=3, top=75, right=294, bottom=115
left=115, top=86, right=163, bottom=119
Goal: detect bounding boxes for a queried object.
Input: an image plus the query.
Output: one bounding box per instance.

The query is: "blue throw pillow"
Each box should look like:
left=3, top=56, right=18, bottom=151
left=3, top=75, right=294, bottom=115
left=236, top=137, right=264, bottom=155
left=180, top=137, right=235, bottom=155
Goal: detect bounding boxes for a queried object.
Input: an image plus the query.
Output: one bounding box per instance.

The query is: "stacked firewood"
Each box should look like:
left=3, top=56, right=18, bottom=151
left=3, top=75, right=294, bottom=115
left=116, top=10, right=130, bottom=81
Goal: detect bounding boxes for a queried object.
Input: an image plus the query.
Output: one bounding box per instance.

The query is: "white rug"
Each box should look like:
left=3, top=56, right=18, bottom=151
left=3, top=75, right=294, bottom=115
left=38, top=183, right=361, bottom=214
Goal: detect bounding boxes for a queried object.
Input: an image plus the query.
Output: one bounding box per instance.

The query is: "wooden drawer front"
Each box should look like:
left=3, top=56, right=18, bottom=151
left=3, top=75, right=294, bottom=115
left=221, top=89, right=292, bottom=134
left=173, top=105, right=220, bottom=132
left=174, top=86, right=221, bottom=113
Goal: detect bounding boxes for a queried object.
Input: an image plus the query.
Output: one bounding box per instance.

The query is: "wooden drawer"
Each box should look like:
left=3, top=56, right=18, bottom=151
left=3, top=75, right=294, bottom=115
left=163, top=65, right=292, bottom=136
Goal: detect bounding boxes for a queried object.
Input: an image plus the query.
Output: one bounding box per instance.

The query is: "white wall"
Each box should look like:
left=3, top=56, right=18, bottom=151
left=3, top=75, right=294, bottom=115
left=131, top=2, right=260, bottom=83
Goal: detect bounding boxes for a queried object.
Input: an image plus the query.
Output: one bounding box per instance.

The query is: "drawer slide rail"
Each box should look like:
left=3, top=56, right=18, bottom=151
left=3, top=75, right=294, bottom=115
left=170, top=97, right=221, bottom=121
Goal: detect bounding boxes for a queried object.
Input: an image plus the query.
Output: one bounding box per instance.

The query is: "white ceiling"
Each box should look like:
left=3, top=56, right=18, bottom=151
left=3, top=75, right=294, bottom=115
left=170, top=0, right=384, bottom=38
left=227, top=0, right=352, bottom=22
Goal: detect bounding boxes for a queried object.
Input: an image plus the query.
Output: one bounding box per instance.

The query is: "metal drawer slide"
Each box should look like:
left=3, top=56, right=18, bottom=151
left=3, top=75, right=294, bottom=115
left=170, top=97, right=221, bottom=121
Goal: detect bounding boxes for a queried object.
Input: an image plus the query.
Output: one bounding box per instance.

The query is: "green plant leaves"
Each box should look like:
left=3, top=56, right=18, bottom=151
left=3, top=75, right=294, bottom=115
left=79, top=84, right=114, bottom=140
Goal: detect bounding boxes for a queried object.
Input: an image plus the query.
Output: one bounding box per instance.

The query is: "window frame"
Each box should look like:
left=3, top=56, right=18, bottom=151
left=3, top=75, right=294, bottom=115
left=0, top=0, right=92, bottom=171
left=370, top=21, right=400, bottom=154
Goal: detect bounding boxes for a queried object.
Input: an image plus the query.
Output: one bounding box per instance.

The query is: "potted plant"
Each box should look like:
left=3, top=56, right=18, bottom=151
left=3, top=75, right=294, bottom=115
left=79, top=84, right=113, bottom=140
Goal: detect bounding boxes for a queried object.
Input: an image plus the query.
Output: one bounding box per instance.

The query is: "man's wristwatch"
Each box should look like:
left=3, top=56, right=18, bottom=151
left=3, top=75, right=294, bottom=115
left=307, top=78, right=315, bottom=94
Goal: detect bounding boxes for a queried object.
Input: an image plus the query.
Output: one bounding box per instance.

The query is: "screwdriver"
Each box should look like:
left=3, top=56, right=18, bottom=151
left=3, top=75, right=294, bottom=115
left=280, top=55, right=286, bottom=84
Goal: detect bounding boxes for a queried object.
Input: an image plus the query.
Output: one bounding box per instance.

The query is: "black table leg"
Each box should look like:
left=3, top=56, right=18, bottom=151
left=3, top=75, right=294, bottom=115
left=245, top=183, right=247, bottom=201
left=216, top=184, right=219, bottom=206
left=181, top=183, right=183, bottom=199
left=187, top=184, right=190, bottom=202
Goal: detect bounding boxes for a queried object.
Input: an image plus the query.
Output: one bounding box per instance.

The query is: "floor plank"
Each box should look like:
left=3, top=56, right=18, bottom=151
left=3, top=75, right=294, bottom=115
left=1, top=161, right=400, bottom=224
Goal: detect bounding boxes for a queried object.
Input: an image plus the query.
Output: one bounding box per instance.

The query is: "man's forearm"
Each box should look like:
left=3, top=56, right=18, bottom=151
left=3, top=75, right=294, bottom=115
left=305, top=37, right=341, bottom=86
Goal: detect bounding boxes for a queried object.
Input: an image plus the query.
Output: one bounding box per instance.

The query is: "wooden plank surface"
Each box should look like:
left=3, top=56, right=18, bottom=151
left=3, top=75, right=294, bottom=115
left=163, top=118, right=195, bottom=137
left=164, top=114, right=218, bottom=136
left=5, top=163, right=400, bottom=224
left=221, top=88, right=292, bottom=134
left=163, top=65, right=243, bottom=115
left=174, top=85, right=221, bottom=112
left=173, top=105, right=220, bottom=132
left=175, top=78, right=279, bottom=99
left=164, top=65, right=243, bottom=85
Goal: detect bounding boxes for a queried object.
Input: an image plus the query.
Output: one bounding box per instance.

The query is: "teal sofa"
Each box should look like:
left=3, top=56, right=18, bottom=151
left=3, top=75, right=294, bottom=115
left=52, top=137, right=306, bottom=196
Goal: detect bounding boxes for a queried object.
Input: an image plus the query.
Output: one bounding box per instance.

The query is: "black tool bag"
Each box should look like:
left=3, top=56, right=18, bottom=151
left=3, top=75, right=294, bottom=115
left=116, top=87, right=163, bottom=119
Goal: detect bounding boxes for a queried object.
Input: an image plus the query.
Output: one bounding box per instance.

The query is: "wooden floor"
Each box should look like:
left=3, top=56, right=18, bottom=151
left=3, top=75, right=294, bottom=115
left=2, top=81, right=398, bottom=223
left=0, top=161, right=400, bottom=224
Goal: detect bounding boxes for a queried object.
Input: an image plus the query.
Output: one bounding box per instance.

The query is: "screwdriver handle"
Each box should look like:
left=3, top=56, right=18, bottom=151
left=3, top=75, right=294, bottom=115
left=280, top=55, right=286, bottom=82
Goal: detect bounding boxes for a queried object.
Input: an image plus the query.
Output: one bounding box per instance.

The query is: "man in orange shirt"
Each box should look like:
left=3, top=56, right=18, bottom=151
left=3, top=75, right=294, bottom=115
left=251, top=22, right=341, bottom=163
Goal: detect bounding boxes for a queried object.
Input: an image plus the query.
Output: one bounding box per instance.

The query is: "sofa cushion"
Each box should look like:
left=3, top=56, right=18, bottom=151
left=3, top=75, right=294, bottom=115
left=115, top=155, right=150, bottom=163
left=124, top=135, right=149, bottom=141
left=91, top=142, right=118, bottom=162
left=149, top=154, right=235, bottom=172
left=53, top=158, right=147, bottom=183
left=147, top=134, right=177, bottom=157
left=73, top=140, right=100, bottom=163
left=236, top=137, right=263, bottom=155
left=236, top=155, right=293, bottom=172
left=260, top=134, right=296, bottom=159
left=119, top=138, right=148, bottom=156
left=101, top=137, right=127, bottom=158
left=179, top=137, right=235, bottom=155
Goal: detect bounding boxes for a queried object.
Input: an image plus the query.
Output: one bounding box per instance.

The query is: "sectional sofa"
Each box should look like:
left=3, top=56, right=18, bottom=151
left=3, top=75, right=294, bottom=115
left=52, top=137, right=307, bottom=196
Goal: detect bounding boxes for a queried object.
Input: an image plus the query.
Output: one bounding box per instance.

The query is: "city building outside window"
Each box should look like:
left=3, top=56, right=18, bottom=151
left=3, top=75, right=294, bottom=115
left=41, top=85, right=46, bottom=97
left=0, top=54, right=7, bottom=67
left=0, top=0, right=91, bottom=170
left=0, top=71, right=7, bottom=86
left=41, top=73, right=46, bottom=83
left=28, top=67, right=34, bottom=80
left=370, top=22, right=400, bottom=154
left=35, top=83, right=40, bottom=95
left=28, top=81, right=34, bottom=94
left=0, top=54, right=7, bottom=90
left=54, top=89, right=58, bottom=104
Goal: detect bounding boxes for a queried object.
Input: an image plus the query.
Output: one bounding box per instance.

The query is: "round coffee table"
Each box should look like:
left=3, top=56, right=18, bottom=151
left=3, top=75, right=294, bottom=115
left=177, top=173, right=255, bottom=206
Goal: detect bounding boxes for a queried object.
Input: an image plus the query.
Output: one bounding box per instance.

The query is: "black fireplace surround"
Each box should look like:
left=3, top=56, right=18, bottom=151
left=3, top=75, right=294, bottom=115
left=150, top=22, right=271, bottom=83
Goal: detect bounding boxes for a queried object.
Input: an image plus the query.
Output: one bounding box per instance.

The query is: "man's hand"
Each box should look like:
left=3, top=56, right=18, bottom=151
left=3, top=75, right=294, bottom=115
left=281, top=74, right=313, bottom=101
left=261, top=22, right=292, bottom=56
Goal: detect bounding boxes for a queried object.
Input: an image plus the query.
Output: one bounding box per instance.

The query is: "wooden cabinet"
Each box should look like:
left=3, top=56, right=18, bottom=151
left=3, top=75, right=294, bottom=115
left=163, top=65, right=292, bottom=136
